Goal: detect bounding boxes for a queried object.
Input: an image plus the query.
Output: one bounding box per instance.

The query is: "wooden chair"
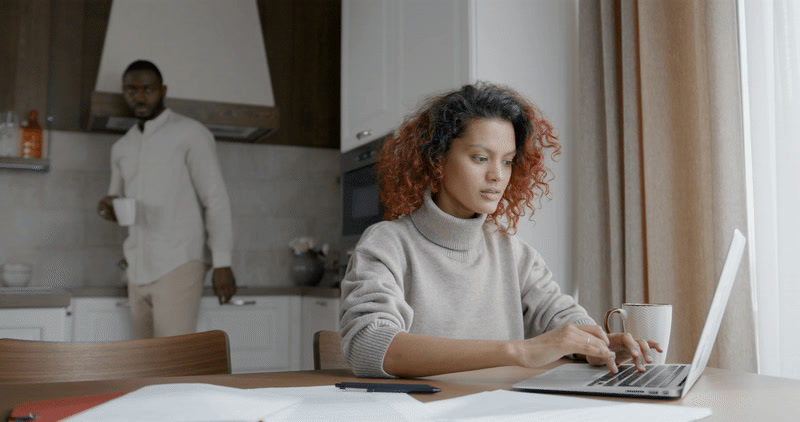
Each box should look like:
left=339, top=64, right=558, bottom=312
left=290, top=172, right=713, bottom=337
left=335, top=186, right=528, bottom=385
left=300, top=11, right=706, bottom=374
left=313, top=330, right=350, bottom=370
left=0, top=330, right=231, bottom=384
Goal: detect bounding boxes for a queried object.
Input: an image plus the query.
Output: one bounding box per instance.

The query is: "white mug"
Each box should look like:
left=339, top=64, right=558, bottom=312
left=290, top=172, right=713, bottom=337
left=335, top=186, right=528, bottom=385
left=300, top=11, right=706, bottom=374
left=604, top=303, right=672, bottom=365
left=112, top=198, right=136, bottom=226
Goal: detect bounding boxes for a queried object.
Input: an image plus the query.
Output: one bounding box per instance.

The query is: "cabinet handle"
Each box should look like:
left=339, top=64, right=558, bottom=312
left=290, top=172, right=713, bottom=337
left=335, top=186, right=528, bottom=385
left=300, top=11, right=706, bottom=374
left=115, top=300, right=130, bottom=308
left=315, top=300, right=328, bottom=307
left=356, top=130, right=372, bottom=140
left=223, top=299, right=257, bottom=306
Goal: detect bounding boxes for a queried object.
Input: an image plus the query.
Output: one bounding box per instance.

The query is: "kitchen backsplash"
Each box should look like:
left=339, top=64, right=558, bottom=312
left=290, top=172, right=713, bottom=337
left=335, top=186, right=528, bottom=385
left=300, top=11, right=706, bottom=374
left=0, top=130, right=340, bottom=288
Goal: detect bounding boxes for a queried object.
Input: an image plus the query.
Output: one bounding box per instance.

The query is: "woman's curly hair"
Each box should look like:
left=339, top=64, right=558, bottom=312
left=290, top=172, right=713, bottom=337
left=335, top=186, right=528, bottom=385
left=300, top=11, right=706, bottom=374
left=376, top=82, right=561, bottom=234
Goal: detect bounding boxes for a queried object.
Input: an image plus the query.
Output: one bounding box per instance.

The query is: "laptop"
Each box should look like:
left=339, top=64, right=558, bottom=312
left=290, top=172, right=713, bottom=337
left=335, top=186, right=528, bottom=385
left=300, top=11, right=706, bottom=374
left=513, top=228, right=746, bottom=399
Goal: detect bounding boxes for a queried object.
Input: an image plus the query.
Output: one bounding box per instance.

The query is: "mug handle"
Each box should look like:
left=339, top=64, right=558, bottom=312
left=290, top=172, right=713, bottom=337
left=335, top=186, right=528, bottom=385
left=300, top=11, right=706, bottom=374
left=603, top=307, right=627, bottom=333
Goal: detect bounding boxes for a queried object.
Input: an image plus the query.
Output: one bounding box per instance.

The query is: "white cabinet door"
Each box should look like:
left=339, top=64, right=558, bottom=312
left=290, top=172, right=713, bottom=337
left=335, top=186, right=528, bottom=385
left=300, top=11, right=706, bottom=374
left=341, top=0, right=400, bottom=152
left=71, top=298, right=134, bottom=343
left=398, top=0, right=470, bottom=116
left=197, top=296, right=302, bottom=374
left=300, top=296, right=340, bottom=370
left=341, top=0, right=470, bottom=153
left=0, top=308, right=68, bottom=341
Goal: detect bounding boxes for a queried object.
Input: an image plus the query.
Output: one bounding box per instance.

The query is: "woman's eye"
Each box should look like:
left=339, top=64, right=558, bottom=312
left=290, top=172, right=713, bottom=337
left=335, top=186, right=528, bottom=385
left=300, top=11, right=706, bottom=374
left=503, top=160, right=514, bottom=166
left=472, top=156, right=488, bottom=163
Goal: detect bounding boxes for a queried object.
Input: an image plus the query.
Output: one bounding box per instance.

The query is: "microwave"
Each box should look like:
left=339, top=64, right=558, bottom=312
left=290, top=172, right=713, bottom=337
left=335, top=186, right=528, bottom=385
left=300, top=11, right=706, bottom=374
left=340, top=136, right=387, bottom=276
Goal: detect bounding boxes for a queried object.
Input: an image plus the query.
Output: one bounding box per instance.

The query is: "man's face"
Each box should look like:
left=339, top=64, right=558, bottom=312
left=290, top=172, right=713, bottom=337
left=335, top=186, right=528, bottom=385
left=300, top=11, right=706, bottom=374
left=122, top=70, right=166, bottom=120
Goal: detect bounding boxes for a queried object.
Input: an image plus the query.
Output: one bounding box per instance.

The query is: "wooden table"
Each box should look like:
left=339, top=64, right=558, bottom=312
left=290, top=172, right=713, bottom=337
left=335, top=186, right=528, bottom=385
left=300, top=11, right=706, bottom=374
left=2, top=360, right=798, bottom=421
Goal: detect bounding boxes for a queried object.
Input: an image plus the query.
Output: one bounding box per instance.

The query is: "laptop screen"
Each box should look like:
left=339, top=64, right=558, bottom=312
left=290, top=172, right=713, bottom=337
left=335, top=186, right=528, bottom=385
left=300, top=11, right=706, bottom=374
left=682, top=229, right=746, bottom=397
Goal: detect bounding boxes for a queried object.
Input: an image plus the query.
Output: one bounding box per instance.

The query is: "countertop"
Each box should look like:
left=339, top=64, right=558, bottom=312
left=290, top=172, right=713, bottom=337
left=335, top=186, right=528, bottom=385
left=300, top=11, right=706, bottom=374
left=0, top=285, right=340, bottom=309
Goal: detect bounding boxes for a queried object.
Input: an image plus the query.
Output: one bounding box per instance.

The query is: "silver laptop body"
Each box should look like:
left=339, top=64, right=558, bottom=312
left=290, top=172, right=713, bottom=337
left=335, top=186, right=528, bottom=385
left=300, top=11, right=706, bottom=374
left=513, top=229, right=746, bottom=399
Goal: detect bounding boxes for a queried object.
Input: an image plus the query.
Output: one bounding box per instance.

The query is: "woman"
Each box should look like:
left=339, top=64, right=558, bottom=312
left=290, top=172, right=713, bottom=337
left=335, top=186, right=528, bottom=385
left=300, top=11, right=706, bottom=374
left=339, top=82, right=660, bottom=378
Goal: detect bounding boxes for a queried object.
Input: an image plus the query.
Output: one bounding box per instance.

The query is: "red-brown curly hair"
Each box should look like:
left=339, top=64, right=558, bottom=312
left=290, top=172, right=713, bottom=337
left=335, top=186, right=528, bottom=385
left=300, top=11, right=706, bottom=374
left=377, top=82, right=561, bottom=234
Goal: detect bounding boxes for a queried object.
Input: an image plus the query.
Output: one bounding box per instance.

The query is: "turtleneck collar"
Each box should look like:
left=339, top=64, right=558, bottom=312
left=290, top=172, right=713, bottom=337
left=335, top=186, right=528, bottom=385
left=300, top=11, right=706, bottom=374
left=410, top=189, right=487, bottom=251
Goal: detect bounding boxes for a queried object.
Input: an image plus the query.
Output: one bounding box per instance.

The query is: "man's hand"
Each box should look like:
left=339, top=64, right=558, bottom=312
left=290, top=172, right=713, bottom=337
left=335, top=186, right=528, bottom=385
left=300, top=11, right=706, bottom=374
left=212, top=267, right=237, bottom=304
left=97, top=195, right=119, bottom=222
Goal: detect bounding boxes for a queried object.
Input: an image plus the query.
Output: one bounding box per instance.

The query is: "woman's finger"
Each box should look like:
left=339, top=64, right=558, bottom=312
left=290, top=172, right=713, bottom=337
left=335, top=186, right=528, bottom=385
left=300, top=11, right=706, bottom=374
left=648, top=340, right=663, bottom=353
left=636, top=339, right=653, bottom=364
left=617, top=333, right=647, bottom=371
left=576, top=324, right=610, bottom=345
left=582, top=335, right=617, bottom=373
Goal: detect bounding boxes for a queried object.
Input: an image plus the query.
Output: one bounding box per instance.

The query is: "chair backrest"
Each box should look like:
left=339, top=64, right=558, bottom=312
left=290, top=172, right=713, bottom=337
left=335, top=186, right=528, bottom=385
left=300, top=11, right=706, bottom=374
left=0, top=330, right=231, bottom=384
left=313, top=330, right=350, bottom=370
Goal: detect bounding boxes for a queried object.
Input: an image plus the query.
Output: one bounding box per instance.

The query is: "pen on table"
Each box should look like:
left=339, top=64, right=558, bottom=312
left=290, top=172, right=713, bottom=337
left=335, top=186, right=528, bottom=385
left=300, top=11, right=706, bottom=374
left=8, top=414, right=39, bottom=422
left=335, top=382, right=441, bottom=394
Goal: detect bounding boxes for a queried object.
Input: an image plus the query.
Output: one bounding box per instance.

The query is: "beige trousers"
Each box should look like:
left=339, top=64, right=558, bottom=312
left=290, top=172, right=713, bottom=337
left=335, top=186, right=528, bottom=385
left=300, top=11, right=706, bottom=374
left=127, top=260, right=206, bottom=339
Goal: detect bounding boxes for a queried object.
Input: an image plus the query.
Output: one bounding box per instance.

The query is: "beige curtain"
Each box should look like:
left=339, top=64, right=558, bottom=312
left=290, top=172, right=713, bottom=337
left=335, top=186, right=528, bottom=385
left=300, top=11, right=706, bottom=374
left=575, top=0, right=756, bottom=371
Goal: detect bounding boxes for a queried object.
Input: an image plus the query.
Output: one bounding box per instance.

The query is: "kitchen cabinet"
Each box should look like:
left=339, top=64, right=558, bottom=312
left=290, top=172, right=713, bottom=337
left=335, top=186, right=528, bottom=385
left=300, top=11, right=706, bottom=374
left=197, top=295, right=302, bottom=373
left=70, top=297, right=134, bottom=342
left=258, top=0, right=342, bottom=149
left=0, top=0, right=111, bottom=131
left=299, top=296, right=340, bottom=370
left=340, top=0, right=469, bottom=152
left=15, top=292, right=335, bottom=373
left=0, top=308, right=68, bottom=341
left=2, top=0, right=340, bottom=148
left=340, top=0, right=400, bottom=152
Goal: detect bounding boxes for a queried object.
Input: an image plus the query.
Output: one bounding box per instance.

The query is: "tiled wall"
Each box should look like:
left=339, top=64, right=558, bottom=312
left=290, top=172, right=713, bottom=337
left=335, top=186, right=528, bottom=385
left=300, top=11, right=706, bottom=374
left=0, top=130, right=341, bottom=288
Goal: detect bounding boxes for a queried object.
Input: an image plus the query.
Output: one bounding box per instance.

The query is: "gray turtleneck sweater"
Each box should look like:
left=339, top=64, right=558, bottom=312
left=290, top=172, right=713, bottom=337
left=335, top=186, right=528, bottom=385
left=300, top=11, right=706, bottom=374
left=339, top=191, right=596, bottom=378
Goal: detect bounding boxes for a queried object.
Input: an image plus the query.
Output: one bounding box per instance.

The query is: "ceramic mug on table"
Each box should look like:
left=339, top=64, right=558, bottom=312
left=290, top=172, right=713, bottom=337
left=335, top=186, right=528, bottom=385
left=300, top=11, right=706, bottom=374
left=604, top=303, right=672, bottom=365
left=112, top=198, right=136, bottom=226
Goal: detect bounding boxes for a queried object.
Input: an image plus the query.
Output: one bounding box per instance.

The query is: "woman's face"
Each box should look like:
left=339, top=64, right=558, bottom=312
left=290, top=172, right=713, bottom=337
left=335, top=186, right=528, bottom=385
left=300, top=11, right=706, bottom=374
left=434, top=118, right=516, bottom=219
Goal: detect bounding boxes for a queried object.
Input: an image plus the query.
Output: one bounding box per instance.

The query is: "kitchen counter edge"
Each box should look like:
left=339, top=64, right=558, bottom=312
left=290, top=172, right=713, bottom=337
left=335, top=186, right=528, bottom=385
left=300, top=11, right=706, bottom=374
left=0, top=286, right=340, bottom=308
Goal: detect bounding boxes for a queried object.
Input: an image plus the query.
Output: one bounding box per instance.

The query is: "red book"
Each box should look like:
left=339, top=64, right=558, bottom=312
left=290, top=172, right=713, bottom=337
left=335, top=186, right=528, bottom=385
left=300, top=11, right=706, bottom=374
left=8, top=392, right=128, bottom=422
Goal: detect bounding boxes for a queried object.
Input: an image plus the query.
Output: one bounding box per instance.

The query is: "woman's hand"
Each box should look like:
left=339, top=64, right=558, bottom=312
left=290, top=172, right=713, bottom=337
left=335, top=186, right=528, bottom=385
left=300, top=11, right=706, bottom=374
left=586, top=333, right=663, bottom=372
left=514, top=324, right=617, bottom=372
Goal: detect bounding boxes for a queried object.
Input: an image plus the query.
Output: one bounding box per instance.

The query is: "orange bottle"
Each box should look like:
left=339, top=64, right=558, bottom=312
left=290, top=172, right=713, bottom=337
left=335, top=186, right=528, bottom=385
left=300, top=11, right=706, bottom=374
left=20, top=110, right=43, bottom=159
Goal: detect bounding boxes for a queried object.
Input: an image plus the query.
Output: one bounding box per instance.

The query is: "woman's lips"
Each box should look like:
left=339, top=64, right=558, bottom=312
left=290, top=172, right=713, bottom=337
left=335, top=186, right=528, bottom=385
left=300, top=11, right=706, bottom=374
left=480, top=189, right=501, bottom=200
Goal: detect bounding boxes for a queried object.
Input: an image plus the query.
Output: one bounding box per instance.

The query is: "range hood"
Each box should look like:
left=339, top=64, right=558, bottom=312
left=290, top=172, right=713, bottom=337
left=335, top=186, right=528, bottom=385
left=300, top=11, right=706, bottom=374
left=89, top=0, right=278, bottom=142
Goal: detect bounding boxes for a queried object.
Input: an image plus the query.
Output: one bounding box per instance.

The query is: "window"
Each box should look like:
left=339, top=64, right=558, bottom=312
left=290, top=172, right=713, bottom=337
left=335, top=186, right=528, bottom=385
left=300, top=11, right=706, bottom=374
left=740, top=0, right=800, bottom=379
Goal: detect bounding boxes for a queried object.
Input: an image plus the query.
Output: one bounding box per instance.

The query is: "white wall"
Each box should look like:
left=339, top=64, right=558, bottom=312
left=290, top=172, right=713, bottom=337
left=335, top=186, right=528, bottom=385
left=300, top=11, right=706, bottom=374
left=0, top=130, right=340, bottom=288
left=472, top=0, right=579, bottom=296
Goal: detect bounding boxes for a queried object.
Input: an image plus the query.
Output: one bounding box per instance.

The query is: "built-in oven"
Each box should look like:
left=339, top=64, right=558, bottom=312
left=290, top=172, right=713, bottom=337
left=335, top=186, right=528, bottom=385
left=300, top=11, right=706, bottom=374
left=340, top=136, right=387, bottom=277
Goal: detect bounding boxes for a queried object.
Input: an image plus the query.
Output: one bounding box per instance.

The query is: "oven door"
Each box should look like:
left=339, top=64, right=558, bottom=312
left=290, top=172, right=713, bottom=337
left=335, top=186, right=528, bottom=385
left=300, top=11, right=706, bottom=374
left=341, top=162, right=384, bottom=242
left=340, top=138, right=387, bottom=274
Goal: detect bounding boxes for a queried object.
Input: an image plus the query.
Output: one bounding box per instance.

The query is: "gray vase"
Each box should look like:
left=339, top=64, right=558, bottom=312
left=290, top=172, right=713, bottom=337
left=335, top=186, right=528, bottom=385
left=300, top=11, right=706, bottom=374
left=290, top=252, right=325, bottom=286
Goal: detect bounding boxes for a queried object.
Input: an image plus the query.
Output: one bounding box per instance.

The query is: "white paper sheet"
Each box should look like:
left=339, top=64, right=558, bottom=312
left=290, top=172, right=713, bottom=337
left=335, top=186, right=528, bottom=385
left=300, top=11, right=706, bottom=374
left=60, top=383, right=712, bottom=422
left=253, top=386, right=426, bottom=421
left=422, top=390, right=711, bottom=422
left=62, top=383, right=301, bottom=422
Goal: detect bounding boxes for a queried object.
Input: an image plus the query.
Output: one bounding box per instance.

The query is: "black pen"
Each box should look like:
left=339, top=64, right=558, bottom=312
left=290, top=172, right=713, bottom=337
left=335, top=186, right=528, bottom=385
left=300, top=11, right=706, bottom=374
left=335, top=382, right=441, bottom=394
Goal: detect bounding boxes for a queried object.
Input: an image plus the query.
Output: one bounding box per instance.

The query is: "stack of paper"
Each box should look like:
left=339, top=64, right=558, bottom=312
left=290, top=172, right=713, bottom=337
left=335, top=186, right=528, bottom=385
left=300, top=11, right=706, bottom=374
left=57, top=384, right=711, bottom=421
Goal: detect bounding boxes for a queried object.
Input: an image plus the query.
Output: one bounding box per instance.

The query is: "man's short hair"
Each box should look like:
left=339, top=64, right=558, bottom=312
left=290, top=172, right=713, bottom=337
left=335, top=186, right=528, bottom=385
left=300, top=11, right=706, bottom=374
left=123, top=60, right=163, bottom=85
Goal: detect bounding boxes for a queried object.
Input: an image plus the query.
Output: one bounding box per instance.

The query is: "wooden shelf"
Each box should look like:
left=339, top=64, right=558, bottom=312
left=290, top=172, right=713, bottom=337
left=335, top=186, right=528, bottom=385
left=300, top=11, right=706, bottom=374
left=0, top=157, right=50, bottom=172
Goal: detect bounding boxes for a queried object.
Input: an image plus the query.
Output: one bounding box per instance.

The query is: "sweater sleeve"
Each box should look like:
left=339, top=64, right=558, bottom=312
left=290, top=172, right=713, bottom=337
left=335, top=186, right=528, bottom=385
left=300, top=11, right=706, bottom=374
left=517, top=242, right=596, bottom=338
left=339, top=241, right=414, bottom=378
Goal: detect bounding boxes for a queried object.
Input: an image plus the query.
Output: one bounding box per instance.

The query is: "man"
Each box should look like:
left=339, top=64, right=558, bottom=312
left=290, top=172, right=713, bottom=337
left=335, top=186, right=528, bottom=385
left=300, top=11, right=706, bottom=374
left=97, top=60, right=236, bottom=339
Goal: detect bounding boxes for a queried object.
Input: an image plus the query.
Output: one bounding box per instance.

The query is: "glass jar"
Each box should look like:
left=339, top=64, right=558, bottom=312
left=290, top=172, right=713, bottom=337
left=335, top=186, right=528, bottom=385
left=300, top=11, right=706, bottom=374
left=0, top=111, right=19, bottom=157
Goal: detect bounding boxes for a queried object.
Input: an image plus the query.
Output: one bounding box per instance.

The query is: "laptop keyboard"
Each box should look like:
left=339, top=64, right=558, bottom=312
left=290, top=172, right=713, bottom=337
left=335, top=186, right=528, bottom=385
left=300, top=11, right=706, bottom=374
left=588, top=364, right=689, bottom=388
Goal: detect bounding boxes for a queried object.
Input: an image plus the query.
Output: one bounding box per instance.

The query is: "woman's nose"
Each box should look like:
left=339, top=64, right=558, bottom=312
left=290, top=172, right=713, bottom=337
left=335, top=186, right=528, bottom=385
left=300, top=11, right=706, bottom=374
left=487, top=162, right=504, bottom=181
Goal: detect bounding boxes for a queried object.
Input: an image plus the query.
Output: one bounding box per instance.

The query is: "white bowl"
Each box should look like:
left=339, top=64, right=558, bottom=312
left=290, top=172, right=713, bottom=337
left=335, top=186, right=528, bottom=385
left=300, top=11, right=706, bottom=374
left=3, top=271, right=32, bottom=287
left=3, top=263, right=31, bottom=272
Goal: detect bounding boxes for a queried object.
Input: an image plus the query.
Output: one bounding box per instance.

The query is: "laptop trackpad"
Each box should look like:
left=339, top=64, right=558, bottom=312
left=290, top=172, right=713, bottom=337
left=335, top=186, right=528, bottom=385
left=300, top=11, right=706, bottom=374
left=534, top=364, right=607, bottom=380
left=513, top=364, right=607, bottom=390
